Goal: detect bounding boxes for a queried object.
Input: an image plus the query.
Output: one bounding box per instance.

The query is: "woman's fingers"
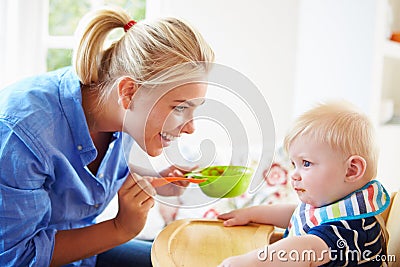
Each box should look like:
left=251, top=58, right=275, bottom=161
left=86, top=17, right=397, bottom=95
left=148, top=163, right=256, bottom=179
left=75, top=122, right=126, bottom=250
left=120, top=173, right=155, bottom=197
left=171, top=169, right=183, bottom=176
left=186, top=165, right=199, bottom=172
left=173, top=164, right=199, bottom=174
left=118, top=172, right=155, bottom=212
left=114, top=173, right=156, bottom=240
left=130, top=174, right=155, bottom=207
left=135, top=179, right=156, bottom=197
left=173, top=179, right=190, bottom=188
left=119, top=171, right=138, bottom=191
left=135, top=190, right=155, bottom=208
left=160, top=164, right=199, bottom=178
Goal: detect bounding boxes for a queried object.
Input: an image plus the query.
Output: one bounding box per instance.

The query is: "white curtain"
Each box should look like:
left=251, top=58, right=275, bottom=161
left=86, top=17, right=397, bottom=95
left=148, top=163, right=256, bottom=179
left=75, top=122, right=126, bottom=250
left=0, top=0, right=48, bottom=88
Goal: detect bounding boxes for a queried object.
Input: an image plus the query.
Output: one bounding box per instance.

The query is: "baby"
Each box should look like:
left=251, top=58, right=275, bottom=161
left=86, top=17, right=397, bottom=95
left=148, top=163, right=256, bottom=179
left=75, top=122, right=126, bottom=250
left=218, top=101, right=389, bottom=266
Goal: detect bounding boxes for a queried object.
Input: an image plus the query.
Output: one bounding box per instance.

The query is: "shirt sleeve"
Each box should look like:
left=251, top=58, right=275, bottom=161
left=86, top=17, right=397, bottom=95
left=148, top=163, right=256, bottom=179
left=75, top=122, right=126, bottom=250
left=0, top=122, right=56, bottom=267
left=308, top=219, right=383, bottom=267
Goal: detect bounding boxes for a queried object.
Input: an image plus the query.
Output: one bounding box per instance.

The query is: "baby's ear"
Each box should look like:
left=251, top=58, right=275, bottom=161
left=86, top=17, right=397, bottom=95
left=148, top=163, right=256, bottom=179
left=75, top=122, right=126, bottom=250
left=345, top=155, right=366, bottom=183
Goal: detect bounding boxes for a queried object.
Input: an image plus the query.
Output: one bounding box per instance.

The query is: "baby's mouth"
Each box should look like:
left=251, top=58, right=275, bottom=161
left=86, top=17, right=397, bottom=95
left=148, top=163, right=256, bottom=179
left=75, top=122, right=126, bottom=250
left=294, top=188, right=306, bottom=192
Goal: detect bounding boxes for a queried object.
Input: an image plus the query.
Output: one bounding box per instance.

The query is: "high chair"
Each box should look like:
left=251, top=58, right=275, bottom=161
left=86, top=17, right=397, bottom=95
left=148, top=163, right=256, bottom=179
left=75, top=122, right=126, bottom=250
left=151, top=219, right=274, bottom=267
left=151, top=191, right=400, bottom=267
left=382, top=191, right=400, bottom=267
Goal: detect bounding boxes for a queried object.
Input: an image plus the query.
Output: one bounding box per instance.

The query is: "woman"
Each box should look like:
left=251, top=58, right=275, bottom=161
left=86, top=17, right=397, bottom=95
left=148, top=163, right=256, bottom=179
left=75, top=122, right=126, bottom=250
left=0, top=5, right=214, bottom=267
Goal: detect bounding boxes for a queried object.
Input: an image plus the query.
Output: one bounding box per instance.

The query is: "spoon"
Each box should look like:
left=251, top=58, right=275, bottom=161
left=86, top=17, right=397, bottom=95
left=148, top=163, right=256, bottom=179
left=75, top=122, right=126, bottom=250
left=151, top=177, right=208, bottom=187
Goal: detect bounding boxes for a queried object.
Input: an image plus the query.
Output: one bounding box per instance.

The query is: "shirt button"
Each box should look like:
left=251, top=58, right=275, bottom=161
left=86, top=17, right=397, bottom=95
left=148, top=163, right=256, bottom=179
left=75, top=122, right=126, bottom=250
left=93, top=204, right=100, bottom=208
left=77, top=145, right=83, bottom=151
left=98, top=173, right=104, bottom=179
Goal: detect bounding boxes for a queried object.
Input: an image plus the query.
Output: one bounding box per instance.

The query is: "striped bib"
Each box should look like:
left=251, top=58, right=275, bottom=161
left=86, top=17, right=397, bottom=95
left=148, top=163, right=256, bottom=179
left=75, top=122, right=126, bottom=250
left=286, top=180, right=390, bottom=237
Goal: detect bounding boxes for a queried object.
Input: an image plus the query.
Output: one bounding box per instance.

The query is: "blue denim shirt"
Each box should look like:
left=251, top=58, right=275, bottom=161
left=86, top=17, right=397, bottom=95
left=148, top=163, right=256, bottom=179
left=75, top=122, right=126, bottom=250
left=0, top=67, right=133, bottom=266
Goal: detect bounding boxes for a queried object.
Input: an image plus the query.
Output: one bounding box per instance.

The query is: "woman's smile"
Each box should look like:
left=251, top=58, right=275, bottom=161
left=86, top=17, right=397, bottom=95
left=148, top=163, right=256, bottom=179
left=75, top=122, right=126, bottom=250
left=160, top=131, right=179, bottom=147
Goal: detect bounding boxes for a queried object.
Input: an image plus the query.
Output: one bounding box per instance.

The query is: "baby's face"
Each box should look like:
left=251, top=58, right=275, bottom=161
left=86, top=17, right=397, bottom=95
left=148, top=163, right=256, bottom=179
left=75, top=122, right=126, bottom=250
left=288, top=136, right=348, bottom=207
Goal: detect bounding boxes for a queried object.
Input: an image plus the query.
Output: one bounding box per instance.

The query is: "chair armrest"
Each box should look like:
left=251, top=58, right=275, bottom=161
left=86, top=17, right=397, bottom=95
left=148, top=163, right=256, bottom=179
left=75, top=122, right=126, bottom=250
left=381, top=192, right=397, bottom=223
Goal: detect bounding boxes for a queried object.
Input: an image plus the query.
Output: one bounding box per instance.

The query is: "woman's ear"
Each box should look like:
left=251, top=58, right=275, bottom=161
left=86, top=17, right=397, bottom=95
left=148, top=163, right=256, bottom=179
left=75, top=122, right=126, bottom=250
left=118, top=77, right=137, bottom=109
left=345, top=155, right=366, bottom=183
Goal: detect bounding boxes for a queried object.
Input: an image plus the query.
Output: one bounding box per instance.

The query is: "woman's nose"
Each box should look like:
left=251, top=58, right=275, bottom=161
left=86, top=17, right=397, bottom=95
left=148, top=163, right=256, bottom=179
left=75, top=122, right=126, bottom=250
left=181, top=119, right=195, bottom=134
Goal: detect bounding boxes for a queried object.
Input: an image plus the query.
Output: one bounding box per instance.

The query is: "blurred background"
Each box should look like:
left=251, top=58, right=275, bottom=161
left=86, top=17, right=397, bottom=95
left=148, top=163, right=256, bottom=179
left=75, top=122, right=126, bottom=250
left=1, top=0, right=399, bottom=191
left=2, top=0, right=400, bottom=240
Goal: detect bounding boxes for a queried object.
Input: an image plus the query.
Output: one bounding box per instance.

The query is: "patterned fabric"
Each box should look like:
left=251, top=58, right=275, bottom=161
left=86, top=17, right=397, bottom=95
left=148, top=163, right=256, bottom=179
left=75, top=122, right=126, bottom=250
left=309, top=217, right=386, bottom=266
left=286, top=180, right=390, bottom=237
left=283, top=180, right=389, bottom=266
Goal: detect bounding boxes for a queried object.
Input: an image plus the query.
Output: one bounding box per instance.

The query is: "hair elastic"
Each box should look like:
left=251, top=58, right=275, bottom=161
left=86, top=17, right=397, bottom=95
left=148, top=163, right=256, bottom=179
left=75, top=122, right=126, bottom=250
left=124, top=20, right=136, bottom=32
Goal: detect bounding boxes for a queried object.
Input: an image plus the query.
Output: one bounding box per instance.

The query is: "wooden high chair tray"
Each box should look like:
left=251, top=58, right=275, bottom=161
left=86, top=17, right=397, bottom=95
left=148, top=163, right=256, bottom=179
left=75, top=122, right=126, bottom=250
left=151, top=218, right=274, bottom=267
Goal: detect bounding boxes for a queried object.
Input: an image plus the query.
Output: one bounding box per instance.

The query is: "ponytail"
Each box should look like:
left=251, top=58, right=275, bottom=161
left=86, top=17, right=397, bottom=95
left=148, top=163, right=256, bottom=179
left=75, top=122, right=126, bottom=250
left=73, top=6, right=130, bottom=85
left=72, top=6, right=214, bottom=108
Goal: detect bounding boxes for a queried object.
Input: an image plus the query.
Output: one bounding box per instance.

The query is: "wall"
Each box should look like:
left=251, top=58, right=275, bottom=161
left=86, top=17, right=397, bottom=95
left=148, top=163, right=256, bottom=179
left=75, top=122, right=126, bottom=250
left=144, top=0, right=400, bottom=193
left=146, top=0, right=300, bottom=143
left=293, top=0, right=400, bottom=191
left=293, top=0, right=376, bottom=117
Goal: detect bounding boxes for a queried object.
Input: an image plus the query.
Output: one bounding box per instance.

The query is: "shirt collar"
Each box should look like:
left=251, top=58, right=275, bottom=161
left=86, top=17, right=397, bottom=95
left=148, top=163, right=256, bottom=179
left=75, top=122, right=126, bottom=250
left=58, top=67, right=97, bottom=166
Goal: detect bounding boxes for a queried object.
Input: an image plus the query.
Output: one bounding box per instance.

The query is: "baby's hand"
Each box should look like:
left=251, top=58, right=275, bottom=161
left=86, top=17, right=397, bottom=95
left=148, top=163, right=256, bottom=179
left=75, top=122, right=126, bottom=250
left=217, top=256, right=239, bottom=267
left=217, top=251, right=258, bottom=267
left=217, top=208, right=252, bottom=227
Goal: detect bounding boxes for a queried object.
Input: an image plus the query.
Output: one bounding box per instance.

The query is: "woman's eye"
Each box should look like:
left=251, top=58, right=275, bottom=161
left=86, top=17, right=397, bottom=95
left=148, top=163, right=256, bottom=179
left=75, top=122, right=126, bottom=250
left=303, top=160, right=311, bottom=167
left=174, top=106, right=188, bottom=112
left=290, top=161, right=296, bottom=169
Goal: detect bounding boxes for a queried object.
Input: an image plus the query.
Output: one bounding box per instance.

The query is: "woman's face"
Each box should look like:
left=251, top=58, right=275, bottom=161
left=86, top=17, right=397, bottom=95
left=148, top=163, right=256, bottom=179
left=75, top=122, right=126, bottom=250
left=123, top=83, right=207, bottom=156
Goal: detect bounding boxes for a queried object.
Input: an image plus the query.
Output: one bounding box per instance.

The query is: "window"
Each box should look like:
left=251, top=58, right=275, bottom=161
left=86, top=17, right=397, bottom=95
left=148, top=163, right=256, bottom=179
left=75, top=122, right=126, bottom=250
left=47, top=0, right=146, bottom=71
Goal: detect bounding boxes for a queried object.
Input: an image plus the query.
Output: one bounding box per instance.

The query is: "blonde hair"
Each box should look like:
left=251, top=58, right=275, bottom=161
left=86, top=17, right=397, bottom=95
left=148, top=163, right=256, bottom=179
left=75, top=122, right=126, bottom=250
left=73, top=6, right=215, bottom=106
left=283, top=101, right=378, bottom=180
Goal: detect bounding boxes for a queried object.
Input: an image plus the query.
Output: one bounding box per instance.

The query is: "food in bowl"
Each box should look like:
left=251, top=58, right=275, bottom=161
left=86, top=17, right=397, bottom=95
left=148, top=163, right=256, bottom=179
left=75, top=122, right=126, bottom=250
left=188, top=166, right=254, bottom=198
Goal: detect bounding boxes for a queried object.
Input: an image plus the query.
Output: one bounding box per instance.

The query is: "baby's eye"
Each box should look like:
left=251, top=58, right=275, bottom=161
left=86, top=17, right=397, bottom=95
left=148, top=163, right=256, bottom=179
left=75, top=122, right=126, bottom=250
left=290, top=161, right=296, bottom=169
left=174, top=106, right=188, bottom=112
left=303, top=160, right=311, bottom=167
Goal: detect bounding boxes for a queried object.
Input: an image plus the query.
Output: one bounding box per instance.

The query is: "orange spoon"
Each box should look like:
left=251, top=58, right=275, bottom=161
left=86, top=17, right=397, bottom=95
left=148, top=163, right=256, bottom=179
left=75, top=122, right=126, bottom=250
left=151, top=177, right=207, bottom=187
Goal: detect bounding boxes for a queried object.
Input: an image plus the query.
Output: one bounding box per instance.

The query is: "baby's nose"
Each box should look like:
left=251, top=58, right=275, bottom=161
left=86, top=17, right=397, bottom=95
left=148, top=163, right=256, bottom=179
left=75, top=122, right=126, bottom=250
left=291, top=171, right=302, bottom=181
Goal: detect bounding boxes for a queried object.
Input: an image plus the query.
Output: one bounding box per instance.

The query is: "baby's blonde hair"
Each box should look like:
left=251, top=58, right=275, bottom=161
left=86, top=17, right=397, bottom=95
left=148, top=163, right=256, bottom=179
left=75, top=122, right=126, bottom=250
left=283, top=101, right=378, bottom=180
left=73, top=6, right=215, bottom=106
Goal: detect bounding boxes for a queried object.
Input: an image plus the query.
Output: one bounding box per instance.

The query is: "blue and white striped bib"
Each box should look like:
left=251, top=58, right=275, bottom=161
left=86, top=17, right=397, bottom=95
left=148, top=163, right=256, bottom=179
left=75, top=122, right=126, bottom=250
left=286, top=180, right=390, bottom=237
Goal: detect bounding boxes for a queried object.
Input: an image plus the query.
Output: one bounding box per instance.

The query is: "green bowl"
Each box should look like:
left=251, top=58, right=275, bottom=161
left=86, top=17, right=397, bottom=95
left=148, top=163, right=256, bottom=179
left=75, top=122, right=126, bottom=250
left=192, top=166, right=254, bottom=198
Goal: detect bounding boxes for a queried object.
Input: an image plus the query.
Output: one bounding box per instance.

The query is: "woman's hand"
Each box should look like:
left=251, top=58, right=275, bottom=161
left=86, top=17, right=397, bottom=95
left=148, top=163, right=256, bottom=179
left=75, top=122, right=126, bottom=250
left=154, top=165, right=198, bottom=196
left=113, top=173, right=155, bottom=242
